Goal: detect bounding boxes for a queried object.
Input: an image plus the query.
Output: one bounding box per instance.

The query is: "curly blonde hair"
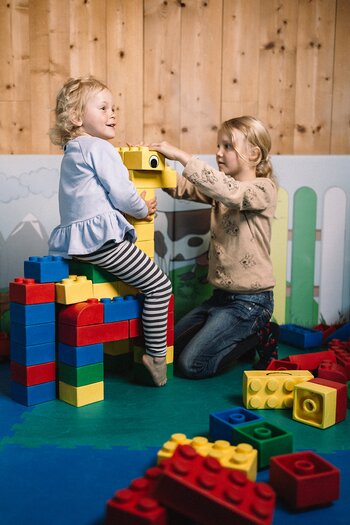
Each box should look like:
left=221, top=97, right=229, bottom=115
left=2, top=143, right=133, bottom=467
left=49, top=76, right=109, bottom=148
left=220, top=116, right=277, bottom=186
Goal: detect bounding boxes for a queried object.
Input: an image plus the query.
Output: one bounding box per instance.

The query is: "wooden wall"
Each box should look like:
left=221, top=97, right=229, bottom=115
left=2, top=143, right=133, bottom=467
left=0, top=0, right=349, bottom=155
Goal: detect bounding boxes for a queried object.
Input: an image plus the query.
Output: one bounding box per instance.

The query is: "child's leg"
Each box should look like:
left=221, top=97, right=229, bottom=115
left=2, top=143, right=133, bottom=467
left=75, top=241, right=172, bottom=386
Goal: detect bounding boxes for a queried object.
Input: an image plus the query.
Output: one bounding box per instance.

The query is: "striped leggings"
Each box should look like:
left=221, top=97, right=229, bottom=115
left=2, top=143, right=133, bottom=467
left=74, top=240, right=172, bottom=358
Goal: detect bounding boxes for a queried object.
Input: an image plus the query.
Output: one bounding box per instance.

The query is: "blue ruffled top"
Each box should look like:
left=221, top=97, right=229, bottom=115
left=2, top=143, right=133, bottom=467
left=48, top=136, right=148, bottom=257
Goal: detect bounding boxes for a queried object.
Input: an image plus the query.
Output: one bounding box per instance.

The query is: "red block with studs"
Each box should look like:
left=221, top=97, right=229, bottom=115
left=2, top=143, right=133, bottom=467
left=153, top=444, right=275, bottom=525
left=58, top=320, right=128, bottom=346
left=317, top=359, right=348, bottom=384
left=270, top=451, right=340, bottom=510
left=288, top=349, right=336, bottom=371
left=9, top=278, right=55, bottom=305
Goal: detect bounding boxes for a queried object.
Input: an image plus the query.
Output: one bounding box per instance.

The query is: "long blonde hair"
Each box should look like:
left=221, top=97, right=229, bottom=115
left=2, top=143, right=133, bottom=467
left=49, top=76, right=109, bottom=148
left=220, top=116, right=278, bottom=186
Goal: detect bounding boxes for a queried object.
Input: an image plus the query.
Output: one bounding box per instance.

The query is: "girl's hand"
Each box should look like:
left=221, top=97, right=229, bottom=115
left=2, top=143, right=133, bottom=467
left=149, top=141, right=191, bottom=166
left=140, top=190, right=157, bottom=222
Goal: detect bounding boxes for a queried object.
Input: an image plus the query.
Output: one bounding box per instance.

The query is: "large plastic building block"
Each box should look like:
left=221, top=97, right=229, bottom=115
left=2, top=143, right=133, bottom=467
left=102, top=295, right=142, bottom=323
left=326, top=321, right=350, bottom=342
left=10, top=341, right=55, bottom=366
left=58, top=342, right=103, bottom=367
left=58, top=362, right=104, bottom=387
left=157, top=434, right=258, bottom=481
left=92, top=280, right=120, bottom=300
left=317, top=359, right=348, bottom=383
left=279, top=324, right=323, bottom=348
left=269, top=451, right=340, bottom=510
left=121, top=147, right=167, bottom=171
left=243, top=370, right=314, bottom=409
left=153, top=445, right=276, bottom=525
left=11, top=380, right=56, bottom=406
left=58, top=320, right=128, bottom=346
left=24, top=255, right=69, bottom=283
left=10, top=321, right=55, bottom=346
left=232, top=420, right=293, bottom=469
left=293, top=377, right=347, bottom=428
left=132, top=222, right=155, bottom=242
left=135, top=240, right=154, bottom=259
left=55, top=275, right=93, bottom=304
left=58, top=380, right=104, bottom=407
left=266, top=359, right=298, bottom=371
left=10, top=302, right=55, bottom=325
left=69, top=260, right=117, bottom=283
left=9, top=278, right=55, bottom=304
left=330, top=345, right=350, bottom=379
left=209, top=407, right=265, bottom=443
left=288, top=349, right=336, bottom=371
left=11, top=361, right=56, bottom=386
left=58, top=299, right=104, bottom=326
left=130, top=318, right=142, bottom=338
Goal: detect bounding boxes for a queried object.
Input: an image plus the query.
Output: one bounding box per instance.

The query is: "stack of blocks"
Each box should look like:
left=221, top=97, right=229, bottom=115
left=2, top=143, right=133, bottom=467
left=8, top=148, right=177, bottom=407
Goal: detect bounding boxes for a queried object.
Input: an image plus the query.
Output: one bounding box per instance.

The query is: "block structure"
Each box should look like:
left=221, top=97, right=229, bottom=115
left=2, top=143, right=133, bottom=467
left=270, top=451, right=340, bottom=510
left=209, top=407, right=265, bottom=443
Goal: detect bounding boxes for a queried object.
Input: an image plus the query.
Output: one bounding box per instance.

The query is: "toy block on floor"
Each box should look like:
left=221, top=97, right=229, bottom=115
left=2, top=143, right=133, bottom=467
left=288, top=349, right=336, bottom=371
left=232, top=420, right=293, bottom=469
left=9, top=278, right=55, bottom=304
left=10, top=341, right=56, bottom=366
left=153, top=444, right=276, bottom=525
left=102, top=295, right=141, bottom=323
left=243, top=370, right=314, bottom=409
left=24, top=255, right=69, bottom=283
left=11, top=361, right=56, bottom=386
left=331, top=347, right=350, bottom=379
left=326, top=321, right=350, bottom=342
left=279, top=324, right=323, bottom=348
left=58, top=320, right=129, bottom=346
left=10, top=302, right=55, bottom=325
left=269, top=451, right=340, bottom=510
left=58, top=362, right=104, bottom=387
left=58, top=342, right=104, bottom=367
left=58, top=299, right=104, bottom=326
left=55, top=275, right=93, bottom=304
left=11, top=380, right=56, bottom=406
left=209, top=407, right=265, bottom=443
left=293, top=377, right=347, bottom=428
left=59, top=380, right=104, bottom=407
left=266, top=359, right=298, bottom=371
left=317, top=359, right=348, bottom=383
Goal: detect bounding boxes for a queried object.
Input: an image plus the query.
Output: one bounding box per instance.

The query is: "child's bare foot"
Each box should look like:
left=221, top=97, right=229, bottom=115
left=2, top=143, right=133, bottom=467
left=142, top=354, right=167, bottom=386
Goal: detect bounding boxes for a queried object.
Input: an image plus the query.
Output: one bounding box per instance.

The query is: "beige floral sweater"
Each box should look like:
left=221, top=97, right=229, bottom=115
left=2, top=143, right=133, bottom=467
left=166, top=157, right=277, bottom=293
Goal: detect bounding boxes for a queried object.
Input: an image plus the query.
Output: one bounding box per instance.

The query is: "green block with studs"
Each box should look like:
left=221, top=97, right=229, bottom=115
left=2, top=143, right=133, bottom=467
left=58, top=362, right=104, bottom=387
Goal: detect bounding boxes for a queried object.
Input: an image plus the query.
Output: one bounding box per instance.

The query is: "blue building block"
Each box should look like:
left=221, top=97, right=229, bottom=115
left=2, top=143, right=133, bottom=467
left=11, top=380, right=56, bottom=406
left=10, top=321, right=55, bottom=346
left=279, top=324, right=323, bottom=348
left=10, top=302, right=55, bottom=325
left=24, top=255, right=69, bottom=283
left=326, top=321, right=350, bottom=343
left=58, top=342, right=104, bottom=367
left=209, top=407, right=266, bottom=443
left=10, top=341, right=56, bottom=366
left=101, top=295, right=142, bottom=323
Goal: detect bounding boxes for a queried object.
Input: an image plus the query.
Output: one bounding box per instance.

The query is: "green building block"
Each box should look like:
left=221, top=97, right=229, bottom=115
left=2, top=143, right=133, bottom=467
left=58, top=362, right=104, bottom=387
left=232, top=420, right=293, bottom=469
left=69, top=261, right=117, bottom=283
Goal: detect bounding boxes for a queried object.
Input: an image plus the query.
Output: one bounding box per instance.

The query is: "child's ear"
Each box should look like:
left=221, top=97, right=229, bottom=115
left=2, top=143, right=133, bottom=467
left=249, top=146, right=261, bottom=163
left=70, top=110, right=82, bottom=127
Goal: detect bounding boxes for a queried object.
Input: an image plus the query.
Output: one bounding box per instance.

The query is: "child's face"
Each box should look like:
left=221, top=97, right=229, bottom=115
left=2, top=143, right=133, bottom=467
left=216, top=129, right=250, bottom=178
left=78, top=89, right=116, bottom=140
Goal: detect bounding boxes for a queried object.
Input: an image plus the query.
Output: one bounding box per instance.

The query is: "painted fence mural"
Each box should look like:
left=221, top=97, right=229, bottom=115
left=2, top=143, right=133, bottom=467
left=0, top=155, right=350, bottom=336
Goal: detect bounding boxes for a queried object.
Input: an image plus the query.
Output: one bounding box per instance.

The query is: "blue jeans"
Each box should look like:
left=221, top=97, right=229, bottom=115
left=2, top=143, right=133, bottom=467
left=175, top=289, right=274, bottom=378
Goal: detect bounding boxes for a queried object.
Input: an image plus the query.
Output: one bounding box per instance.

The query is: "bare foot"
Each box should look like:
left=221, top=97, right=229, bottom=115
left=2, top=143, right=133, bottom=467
left=142, top=354, right=167, bottom=386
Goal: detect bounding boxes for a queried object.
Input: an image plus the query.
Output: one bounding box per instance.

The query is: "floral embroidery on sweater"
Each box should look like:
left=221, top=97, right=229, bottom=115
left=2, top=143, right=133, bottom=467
left=240, top=253, right=256, bottom=269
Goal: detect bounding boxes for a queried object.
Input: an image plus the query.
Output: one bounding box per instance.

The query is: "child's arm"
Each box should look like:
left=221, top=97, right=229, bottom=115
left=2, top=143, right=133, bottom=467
left=149, top=141, right=191, bottom=167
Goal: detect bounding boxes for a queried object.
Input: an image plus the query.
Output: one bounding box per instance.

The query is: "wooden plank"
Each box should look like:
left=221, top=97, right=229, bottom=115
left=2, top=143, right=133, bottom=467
left=180, top=0, right=223, bottom=153
left=330, top=0, right=350, bottom=153
left=294, top=0, right=336, bottom=153
left=0, top=101, right=31, bottom=153
left=319, top=187, right=346, bottom=324
left=271, top=187, right=288, bottom=324
left=290, top=187, right=317, bottom=326
left=106, top=0, right=143, bottom=146
left=221, top=0, right=261, bottom=122
left=258, top=0, right=298, bottom=154
left=143, top=0, right=181, bottom=146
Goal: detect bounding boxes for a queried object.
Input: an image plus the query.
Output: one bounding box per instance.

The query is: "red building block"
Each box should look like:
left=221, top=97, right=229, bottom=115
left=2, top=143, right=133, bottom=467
left=310, top=377, right=347, bottom=424
left=58, top=320, right=128, bottom=346
left=130, top=318, right=142, bottom=338
left=317, top=359, right=348, bottom=384
left=0, top=332, right=10, bottom=360
left=266, top=359, right=298, bottom=371
left=332, top=348, right=350, bottom=379
left=58, top=298, right=104, bottom=326
left=106, top=467, right=167, bottom=525
left=154, top=445, right=275, bottom=525
left=9, top=278, right=55, bottom=305
left=11, top=361, right=56, bottom=386
left=269, top=451, right=340, bottom=510
left=288, top=349, right=336, bottom=371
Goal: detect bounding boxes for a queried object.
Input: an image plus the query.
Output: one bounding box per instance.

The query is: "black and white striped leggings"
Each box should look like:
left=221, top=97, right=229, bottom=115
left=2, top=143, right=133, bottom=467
left=74, top=240, right=172, bottom=358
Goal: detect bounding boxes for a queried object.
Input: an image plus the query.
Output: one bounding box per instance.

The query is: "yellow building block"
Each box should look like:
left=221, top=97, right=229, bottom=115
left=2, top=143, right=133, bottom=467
left=129, top=166, right=177, bottom=189
left=133, top=222, right=155, bottom=242
left=157, top=433, right=257, bottom=481
left=116, top=281, right=139, bottom=297
left=243, top=370, right=314, bottom=409
left=135, top=240, right=154, bottom=258
left=104, top=339, right=131, bottom=356
left=293, top=380, right=337, bottom=429
left=92, top=280, right=119, bottom=300
left=121, top=147, right=166, bottom=171
left=55, top=275, right=93, bottom=305
left=59, top=381, right=104, bottom=407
